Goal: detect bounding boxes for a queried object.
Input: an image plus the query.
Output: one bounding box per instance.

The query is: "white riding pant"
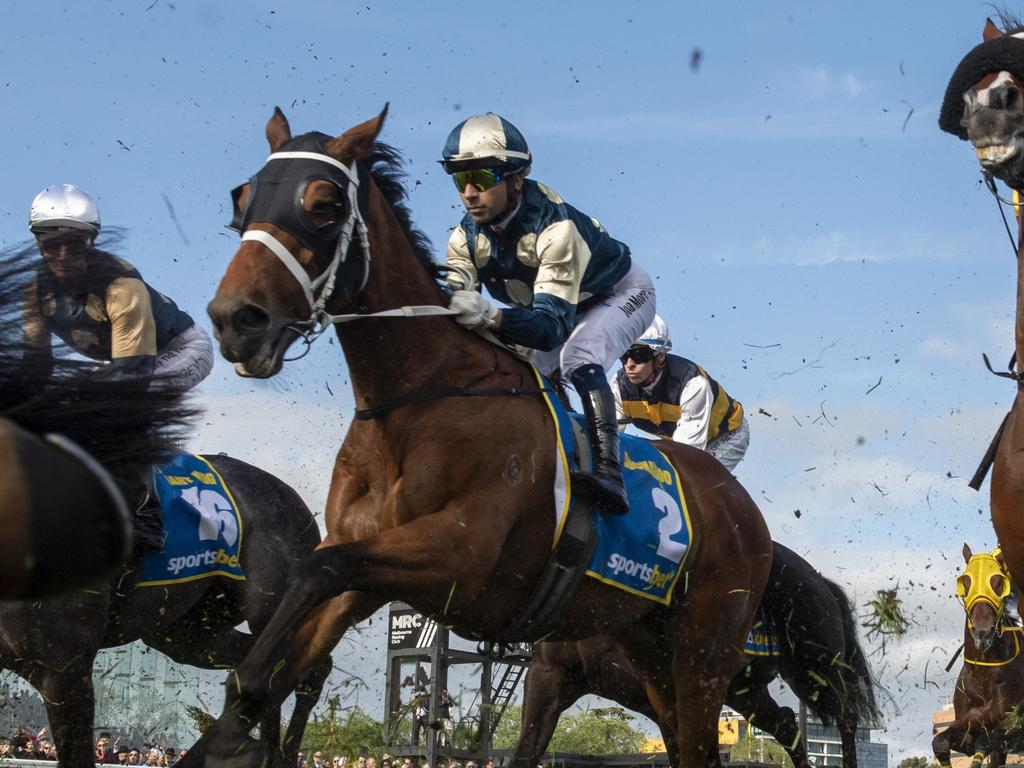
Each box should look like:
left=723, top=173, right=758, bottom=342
left=151, top=324, right=215, bottom=391
left=706, top=417, right=750, bottom=472
left=532, top=262, right=656, bottom=378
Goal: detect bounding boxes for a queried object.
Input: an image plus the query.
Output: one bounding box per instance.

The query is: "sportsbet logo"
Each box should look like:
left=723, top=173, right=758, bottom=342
left=168, top=548, right=239, bottom=575
left=607, top=553, right=675, bottom=588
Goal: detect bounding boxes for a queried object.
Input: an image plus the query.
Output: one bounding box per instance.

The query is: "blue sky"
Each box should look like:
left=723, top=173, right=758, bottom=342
left=1, top=0, right=1016, bottom=760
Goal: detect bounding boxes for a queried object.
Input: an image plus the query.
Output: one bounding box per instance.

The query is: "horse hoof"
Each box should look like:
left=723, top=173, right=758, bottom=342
left=202, top=735, right=271, bottom=768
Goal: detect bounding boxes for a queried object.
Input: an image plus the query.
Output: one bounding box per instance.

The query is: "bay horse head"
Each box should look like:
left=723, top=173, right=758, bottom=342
left=958, top=542, right=1013, bottom=652
left=209, top=106, right=390, bottom=378
left=941, top=16, right=1024, bottom=190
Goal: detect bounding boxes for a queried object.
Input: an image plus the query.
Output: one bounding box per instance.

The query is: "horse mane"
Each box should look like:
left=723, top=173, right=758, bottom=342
left=0, top=240, right=197, bottom=488
left=991, top=6, right=1024, bottom=34
left=363, top=143, right=436, bottom=274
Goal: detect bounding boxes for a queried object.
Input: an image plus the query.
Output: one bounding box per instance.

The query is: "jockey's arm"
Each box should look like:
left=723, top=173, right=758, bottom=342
left=22, top=278, right=53, bottom=379
left=445, top=225, right=479, bottom=290
left=671, top=377, right=714, bottom=451
left=103, top=277, right=158, bottom=380
left=496, top=220, right=586, bottom=351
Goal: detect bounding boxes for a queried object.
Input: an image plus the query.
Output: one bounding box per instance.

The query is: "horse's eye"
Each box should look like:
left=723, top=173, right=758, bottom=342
left=993, top=574, right=1007, bottom=596
left=309, top=200, right=341, bottom=228
left=958, top=574, right=972, bottom=594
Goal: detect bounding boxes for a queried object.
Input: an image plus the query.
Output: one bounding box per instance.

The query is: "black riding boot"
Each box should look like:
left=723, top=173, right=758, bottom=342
left=570, top=365, right=629, bottom=516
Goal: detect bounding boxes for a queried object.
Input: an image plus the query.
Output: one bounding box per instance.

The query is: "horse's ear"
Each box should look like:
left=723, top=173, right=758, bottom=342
left=984, top=18, right=1003, bottom=41
left=267, top=107, right=292, bottom=152
left=964, top=542, right=974, bottom=563
left=325, top=104, right=389, bottom=165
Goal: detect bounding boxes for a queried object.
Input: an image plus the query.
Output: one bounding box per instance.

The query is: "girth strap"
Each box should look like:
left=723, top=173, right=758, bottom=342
left=492, top=491, right=597, bottom=644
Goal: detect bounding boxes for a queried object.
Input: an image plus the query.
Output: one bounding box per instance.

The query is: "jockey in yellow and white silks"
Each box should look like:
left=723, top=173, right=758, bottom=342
left=23, top=184, right=214, bottom=391
left=442, top=114, right=655, bottom=516
left=615, top=316, right=750, bottom=472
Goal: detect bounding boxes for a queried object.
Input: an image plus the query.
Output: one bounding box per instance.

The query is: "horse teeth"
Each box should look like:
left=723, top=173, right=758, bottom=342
left=234, top=362, right=252, bottom=376
left=975, top=144, right=1016, bottom=164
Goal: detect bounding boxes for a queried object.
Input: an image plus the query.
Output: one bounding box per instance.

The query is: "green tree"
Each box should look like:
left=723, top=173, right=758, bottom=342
left=897, top=757, right=931, bottom=768
left=301, top=699, right=388, bottom=759
left=492, top=705, right=646, bottom=756
left=735, top=731, right=795, bottom=768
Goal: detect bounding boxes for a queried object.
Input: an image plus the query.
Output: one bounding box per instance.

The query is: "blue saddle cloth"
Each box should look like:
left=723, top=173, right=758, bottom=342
left=533, top=368, right=693, bottom=605
left=745, top=607, right=781, bottom=657
left=137, top=452, right=245, bottom=587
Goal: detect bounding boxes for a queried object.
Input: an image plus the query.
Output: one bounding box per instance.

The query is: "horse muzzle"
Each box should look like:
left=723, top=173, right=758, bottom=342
left=207, top=297, right=299, bottom=379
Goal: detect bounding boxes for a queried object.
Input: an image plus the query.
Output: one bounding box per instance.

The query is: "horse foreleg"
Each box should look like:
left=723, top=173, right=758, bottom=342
left=935, top=721, right=972, bottom=768
left=934, top=709, right=1004, bottom=768
left=32, top=659, right=96, bottom=768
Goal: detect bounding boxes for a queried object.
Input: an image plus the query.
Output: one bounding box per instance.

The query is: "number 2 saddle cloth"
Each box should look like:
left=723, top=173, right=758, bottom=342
left=137, top=451, right=245, bottom=587
left=535, top=367, right=780, bottom=657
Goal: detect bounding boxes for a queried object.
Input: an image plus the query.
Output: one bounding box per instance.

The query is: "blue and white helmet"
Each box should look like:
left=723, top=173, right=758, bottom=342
left=441, top=113, right=532, bottom=175
left=636, top=315, right=672, bottom=355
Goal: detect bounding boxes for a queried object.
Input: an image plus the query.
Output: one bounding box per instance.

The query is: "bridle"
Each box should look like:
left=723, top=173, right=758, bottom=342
left=229, top=140, right=463, bottom=351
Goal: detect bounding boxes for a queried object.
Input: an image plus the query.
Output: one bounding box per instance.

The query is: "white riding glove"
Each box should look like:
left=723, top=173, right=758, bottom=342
left=449, top=289, right=499, bottom=329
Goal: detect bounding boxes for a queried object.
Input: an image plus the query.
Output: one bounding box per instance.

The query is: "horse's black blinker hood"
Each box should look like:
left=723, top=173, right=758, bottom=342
left=229, top=132, right=362, bottom=260
left=941, top=35, right=1024, bottom=140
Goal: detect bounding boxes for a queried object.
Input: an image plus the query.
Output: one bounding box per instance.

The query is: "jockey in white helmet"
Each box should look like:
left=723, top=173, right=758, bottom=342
left=615, top=315, right=750, bottom=472
left=24, top=184, right=214, bottom=391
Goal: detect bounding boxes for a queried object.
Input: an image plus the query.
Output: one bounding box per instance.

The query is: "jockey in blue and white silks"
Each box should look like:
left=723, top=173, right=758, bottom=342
left=441, top=113, right=656, bottom=516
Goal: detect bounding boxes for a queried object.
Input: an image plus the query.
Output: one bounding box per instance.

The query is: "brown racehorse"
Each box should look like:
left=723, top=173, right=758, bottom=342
left=933, top=544, right=1024, bottom=768
left=186, top=107, right=773, bottom=768
left=514, top=542, right=878, bottom=768
left=941, top=15, right=1024, bottom=592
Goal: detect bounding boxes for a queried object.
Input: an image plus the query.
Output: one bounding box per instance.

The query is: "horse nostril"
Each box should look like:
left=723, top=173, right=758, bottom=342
left=232, top=304, right=272, bottom=335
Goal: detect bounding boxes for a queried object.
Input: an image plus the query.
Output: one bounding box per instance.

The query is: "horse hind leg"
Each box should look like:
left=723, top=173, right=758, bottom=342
left=32, top=659, right=97, bottom=768
left=727, top=681, right=807, bottom=768
left=280, top=655, right=332, bottom=762
left=668, top=620, right=753, bottom=768
left=839, top=717, right=860, bottom=768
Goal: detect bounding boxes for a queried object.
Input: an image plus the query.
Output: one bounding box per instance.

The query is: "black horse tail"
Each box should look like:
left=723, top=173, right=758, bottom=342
left=826, top=579, right=881, bottom=726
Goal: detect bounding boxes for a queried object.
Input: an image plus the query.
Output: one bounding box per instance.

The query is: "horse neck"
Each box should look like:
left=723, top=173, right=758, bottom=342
left=336, top=186, right=494, bottom=411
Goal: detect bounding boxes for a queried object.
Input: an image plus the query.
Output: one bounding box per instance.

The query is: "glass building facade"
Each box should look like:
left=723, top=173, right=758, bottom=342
left=720, top=709, right=888, bottom=768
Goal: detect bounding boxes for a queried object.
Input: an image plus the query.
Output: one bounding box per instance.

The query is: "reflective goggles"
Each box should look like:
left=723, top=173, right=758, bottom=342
left=620, top=346, right=655, bottom=365
left=451, top=167, right=507, bottom=192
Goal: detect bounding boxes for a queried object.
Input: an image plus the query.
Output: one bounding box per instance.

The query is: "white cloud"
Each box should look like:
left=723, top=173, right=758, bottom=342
left=712, top=228, right=981, bottom=267
left=798, top=66, right=866, bottom=100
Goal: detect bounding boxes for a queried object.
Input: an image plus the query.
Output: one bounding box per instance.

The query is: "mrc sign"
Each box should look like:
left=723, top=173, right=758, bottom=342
left=389, top=605, right=438, bottom=650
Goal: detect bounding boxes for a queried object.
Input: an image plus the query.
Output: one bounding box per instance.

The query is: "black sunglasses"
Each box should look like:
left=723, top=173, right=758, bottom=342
left=620, top=346, right=655, bottom=365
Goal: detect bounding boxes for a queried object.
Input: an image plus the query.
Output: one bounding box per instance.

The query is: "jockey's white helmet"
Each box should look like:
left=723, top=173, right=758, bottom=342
left=29, top=184, right=101, bottom=235
left=636, top=315, right=672, bottom=355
